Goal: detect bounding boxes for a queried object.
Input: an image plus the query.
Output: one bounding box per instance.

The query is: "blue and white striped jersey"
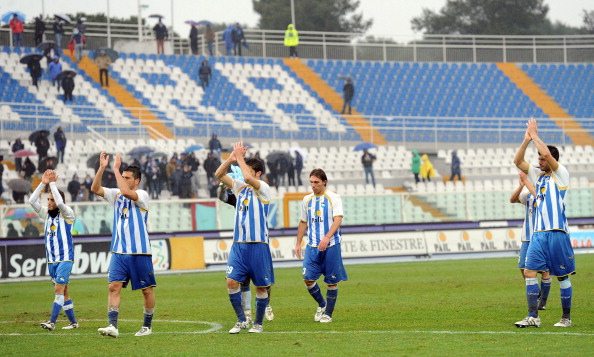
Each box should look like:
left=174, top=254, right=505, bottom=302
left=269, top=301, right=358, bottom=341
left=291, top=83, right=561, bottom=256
left=300, top=190, right=343, bottom=247
left=519, top=188, right=536, bottom=242
left=103, top=188, right=151, bottom=255
left=231, top=179, right=271, bottom=243
left=528, top=164, right=569, bottom=233
left=29, top=182, right=75, bottom=263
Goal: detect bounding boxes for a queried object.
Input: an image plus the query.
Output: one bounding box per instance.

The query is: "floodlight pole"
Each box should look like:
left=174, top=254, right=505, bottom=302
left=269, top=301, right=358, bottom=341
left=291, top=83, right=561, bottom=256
left=107, top=0, right=112, bottom=48
left=290, top=0, right=296, bottom=26
left=137, top=0, right=142, bottom=41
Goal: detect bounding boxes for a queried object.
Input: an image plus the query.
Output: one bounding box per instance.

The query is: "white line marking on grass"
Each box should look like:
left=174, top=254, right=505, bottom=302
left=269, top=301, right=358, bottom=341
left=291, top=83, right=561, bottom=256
left=0, top=319, right=222, bottom=336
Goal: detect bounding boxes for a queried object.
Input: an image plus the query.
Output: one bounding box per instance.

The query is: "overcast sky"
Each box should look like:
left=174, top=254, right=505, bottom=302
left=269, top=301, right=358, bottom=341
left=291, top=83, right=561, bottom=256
left=2, top=0, right=592, bottom=40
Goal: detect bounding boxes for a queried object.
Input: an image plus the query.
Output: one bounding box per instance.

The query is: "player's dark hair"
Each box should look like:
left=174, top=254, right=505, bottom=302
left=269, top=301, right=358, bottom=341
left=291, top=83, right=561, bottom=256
left=124, top=165, right=142, bottom=180
left=547, top=145, right=560, bottom=161
left=44, top=186, right=66, bottom=202
left=246, top=157, right=265, bottom=175
left=309, top=168, right=328, bottom=186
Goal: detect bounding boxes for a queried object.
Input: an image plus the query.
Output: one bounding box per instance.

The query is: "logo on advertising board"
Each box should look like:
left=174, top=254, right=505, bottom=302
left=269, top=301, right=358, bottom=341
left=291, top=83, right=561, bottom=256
left=212, top=240, right=230, bottom=262
left=481, top=231, right=497, bottom=250
left=458, top=231, right=473, bottom=251
left=504, top=229, right=520, bottom=250
left=151, top=240, right=170, bottom=271
left=434, top=232, right=451, bottom=253
left=269, top=238, right=285, bottom=259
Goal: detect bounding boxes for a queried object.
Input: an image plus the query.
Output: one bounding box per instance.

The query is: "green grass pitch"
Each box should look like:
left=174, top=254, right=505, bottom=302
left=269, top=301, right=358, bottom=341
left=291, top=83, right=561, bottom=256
left=1, top=254, right=593, bottom=356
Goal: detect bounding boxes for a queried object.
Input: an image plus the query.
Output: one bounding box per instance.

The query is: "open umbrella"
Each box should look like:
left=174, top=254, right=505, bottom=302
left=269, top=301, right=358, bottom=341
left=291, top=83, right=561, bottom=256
left=28, top=129, right=50, bottom=143
left=151, top=152, right=168, bottom=160
left=8, top=178, right=32, bottom=193
left=5, top=207, right=37, bottom=220
left=39, top=156, right=58, bottom=172
left=92, top=47, right=119, bottom=61
left=37, top=41, right=55, bottom=52
left=19, top=54, right=43, bottom=65
left=196, top=20, right=212, bottom=27
left=87, top=153, right=115, bottom=173
left=128, top=146, right=155, bottom=157
left=1, top=11, right=26, bottom=24
left=148, top=14, right=164, bottom=19
left=266, top=151, right=292, bottom=166
left=13, top=149, right=37, bottom=158
left=54, top=13, right=72, bottom=24
left=184, top=144, right=204, bottom=153
left=56, top=70, right=76, bottom=81
left=184, top=20, right=198, bottom=26
left=353, top=142, right=377, bottom=151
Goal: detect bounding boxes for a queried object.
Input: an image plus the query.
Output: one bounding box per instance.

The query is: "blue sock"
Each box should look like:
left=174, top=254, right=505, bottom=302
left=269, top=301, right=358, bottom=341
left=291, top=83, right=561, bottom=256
left=560, top=278, right=572, bottom=319
left=525, top=278, right=539, bottom=317
left=108, top=308, right=119, bottom=328
left=50, top=294, right=64, bottom=323
left=229, top=290, right=246, bottom=322
left=325, top=288, right=338, bottom=317
left=307, top=283, right=326, bottom=308
left=63, top=299, right=77, bottom=324
left=539, top=278, right=551, bottom=308
left=255, top=296, right=269, bottom=325
left=143, top=308, right=154, bottom=328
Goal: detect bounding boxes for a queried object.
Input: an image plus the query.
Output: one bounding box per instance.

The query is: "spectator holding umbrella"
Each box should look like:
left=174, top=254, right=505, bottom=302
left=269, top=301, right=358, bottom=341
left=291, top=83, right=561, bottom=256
left=153, top=18, right=168, bottom=54
left=12, top=138, right=24, bottom=173
left=9, top=14, right=24, bottom=47
left=23, top=157, right=36, bottom=180
left=6, top=223, right=19, bottom=238
left=70, top=28, right=84, bottom=62
left=189, top=23, right=199, bottom=55
left=33, top=131, right=50, bottom=166
left=54, top=126, right=67, bottom=163
left=34, top=16, right=46, bottom=46
left=27, top=57, right=43, bottom=89
left=22, top=219, right=40, bottom=237
left=205, top=24, right=215, bottom=56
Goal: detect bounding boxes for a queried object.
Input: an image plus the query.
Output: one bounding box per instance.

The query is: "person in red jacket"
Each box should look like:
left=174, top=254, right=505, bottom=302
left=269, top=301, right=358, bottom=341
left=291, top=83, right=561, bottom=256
left=9, top=14, right=24, bottom=47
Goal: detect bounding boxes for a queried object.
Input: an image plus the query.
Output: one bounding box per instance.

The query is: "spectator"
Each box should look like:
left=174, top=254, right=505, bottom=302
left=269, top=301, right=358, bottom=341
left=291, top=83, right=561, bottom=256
left=205, top=24, right=215, bottom=56
left=208, top=177, right=219, bottom=198
left=6, top=223, right=19, bottom=238
left=203, top=152, right=220, bottom=181
left=67, top=174, right=81, bottom=202
left=11, top=138, right=24, bottom=173
left=198, top=60, right=212, bottom=90
left=48, top=57, right=62, bottom=91
left=232, top=23, right=244, bottom=56
left=166, top=156, right=177, bottom=191
left=411, top=149, right=421, bottom=183
left=146, top=159, right=161, bottom=199
left=223, top=25, right=234, bottom=56
left=420, top=154, right=435, bottom=182
left=22, top=219, right=40, bottom=237
left=28, top=59, right=43, bottom=89
left=38, top=156, right=57, bottom=173
left=361, top=149, right=376, bottom=187
left=171, top=164, right=183, bottom=196
left=83, top=174, right=94, bottom=201
left=23, top=157, right=36, bottom=180
left=9, top=14, right=24, bottom=47
left=179, top=165, right=193, bottom=198
left=53, top=19, right=65, bottom=56
left=70, top=28, right=84, bottom=62
left=54, top=126, right=67, bottom=163
left=34, top=132, right=50, bottom=166
left=287, top=153, right=296, bottom=187
left=208, top=134, right=222, bottom=155
left=284, top=24, right=299, bottom=57
left=62, top=74, right=75, bottom=102
left=34, top=16, right=46, bottom=46
left=99, top=220, right=111, bottom=235
left=450, top=150, right=462, bottom=182
left=341, top=78, right=354, bottom=114
left=189, top=24, right=199, bottom=55
left=153, top=18, right=168, bottom=54
left=95, top=51, right=112, bottom=87
left=0, top=155, right=4, bottom=198
left=75, top=18, right=86, bottom=35
left=294, top=150, right=303, bottom=186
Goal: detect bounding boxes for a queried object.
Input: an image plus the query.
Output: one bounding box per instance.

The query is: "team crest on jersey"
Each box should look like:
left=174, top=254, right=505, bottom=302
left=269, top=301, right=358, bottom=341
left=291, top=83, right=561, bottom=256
left=120, top=207, right=128, bottom=220
left=239, top=198, right=250, bottom=211
left=49, top=224, right=57, bottom=238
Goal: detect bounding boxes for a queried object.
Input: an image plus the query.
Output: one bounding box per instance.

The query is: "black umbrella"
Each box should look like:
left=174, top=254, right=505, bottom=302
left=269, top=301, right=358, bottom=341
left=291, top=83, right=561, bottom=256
left=36, top=41, right=55, bottom=52
left=149, top=14, right=164, bottom=19
left=87, top=152, right=115, bottom=173
left=92, top=48, right=119, bottom=62
left=54, top=13, right=72, bottom=24
left=28, top=129, right=50, bottom=143
left=128, top=146, right=155, bottom=158
left=56, top=70, right=77, bottom=81
left=8, top=178, right=32, bottom=193
left=39, top=156, right=58, bottom=172
left=151, top=152, right=168, bottom=160
left=266, top=151, right=292, bottom=166
left=19, top=54, right=43, bottom=65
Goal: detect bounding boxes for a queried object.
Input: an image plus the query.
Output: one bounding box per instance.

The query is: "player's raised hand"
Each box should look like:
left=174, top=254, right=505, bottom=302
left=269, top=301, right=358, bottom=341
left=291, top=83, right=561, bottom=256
left=47, top=170, right=58, bottom=182
left=41, top=170, right=51, bottom=184
left=99, top=151, right=109, bottom=169
left=232, top=142, right=247, bottom=158
left=527, top=118, right=538, bottom=138
left=518, top=171, right=528, bottom=185
left=113, top=153, right=122, bottom=171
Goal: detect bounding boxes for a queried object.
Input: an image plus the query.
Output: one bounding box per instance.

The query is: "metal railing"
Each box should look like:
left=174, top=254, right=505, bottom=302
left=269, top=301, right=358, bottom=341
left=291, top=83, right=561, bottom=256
left=2, top=23, right=594, bottom=63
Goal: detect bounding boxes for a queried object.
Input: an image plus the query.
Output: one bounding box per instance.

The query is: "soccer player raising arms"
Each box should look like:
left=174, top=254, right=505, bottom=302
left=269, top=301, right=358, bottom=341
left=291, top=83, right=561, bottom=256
left=215, top=142, right=274, bottom=334
left=92, top=152, right=156, bottom=337
left=295, top=168, right=348, bottom=323
left=30, top=170, right=79, bottom=331
left=513, top=118, right=575, bottom=328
